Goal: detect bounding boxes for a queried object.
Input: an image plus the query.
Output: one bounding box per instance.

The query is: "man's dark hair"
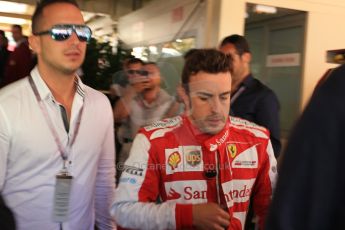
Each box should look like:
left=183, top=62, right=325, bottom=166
left=181, top=49, right=232, bottom=91
left=31, top=0, right=80, bottom=34
left=144, top=61, right=157, bottom=66
left=125, top=58, right=144, bottom=68
left=12, top=25, right=22, bottom=32
left=220, top=34, right=251, bottom=56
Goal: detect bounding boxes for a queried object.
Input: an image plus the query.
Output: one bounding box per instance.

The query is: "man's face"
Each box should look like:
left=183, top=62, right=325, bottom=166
left=30, top=3, right=87, bottom=75
left=143, top=64, right=161, bottom=89
left=126, top=62, right=145, bottom=84
left=11, top=27, right=22, bottom=42
left=219, top=43, right=246, bottom=82
left=186, top=71, right=231, bottom=135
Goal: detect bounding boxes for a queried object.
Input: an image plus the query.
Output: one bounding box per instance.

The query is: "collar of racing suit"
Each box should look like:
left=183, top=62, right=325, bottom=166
left=182, top=114, right=231, bottom=152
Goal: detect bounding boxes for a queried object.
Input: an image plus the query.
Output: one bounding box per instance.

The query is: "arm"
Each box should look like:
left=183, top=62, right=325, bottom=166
left=0, top=105, right=10, bottom=191
left=256, top=91, right=281, bottom=158
left=111, top=133, right=179, bottom=229
left=113, top=83, right=148, bottom=121
left=113, top=87, right=135, bottom=121
left=252, top=139, right=277, bottom=230
left=95, top=101, right=116, bottom=230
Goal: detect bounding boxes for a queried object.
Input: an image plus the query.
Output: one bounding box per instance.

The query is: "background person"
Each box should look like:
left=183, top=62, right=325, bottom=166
left=0, top=30, right=10, bottom=85
left=114, top=61, right=180, bottom=180
left=219, top=34, right=281, bottom=158
left=1, top=25, right=34, bottom=87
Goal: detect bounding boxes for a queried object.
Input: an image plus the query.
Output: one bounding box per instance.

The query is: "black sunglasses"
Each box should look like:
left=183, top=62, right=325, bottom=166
left=33, top=24, right=92, bottom=42
left=127, top=69, right=149, bottom=76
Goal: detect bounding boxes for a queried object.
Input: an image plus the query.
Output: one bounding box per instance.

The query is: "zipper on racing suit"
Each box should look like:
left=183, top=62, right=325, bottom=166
left=215, top=150, right=221, bottom=205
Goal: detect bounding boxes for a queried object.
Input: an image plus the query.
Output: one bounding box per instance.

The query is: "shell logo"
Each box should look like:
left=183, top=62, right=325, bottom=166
left=168, top=152, right=181, bottom=170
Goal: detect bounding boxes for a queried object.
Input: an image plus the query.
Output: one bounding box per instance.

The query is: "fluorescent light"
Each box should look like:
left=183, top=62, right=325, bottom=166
left=253, top=5, right=277, bottom=14
left=0, top=1, right=28, bottom=14
left=0, top=16, right=29, bottom=25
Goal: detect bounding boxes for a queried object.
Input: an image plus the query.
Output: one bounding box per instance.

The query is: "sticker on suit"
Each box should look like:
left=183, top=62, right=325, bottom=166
left=165, top=146, right=203, bottom=175
left=164, top=180, right=207, bottom=204
left=230, top=144, right=258, bottom=169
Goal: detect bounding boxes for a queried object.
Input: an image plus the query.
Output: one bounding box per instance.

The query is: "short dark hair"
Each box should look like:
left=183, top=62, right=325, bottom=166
left=31, top=0, right=79, bottom=34
left=12, top=25, right=22, bottom=32
left=181, top=49, right=232, bottom=91
left=144, top=61, right=157, bottom=66
left=220, top=34, right=251, bottom=56
left=125, top=58, right=144, bottom=68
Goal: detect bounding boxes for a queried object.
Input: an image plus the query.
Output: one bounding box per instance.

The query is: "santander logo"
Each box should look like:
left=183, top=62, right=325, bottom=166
left=222, top=179, right=255, bottom=208
left=223, top=184, right=252, bottom=204
left=209, top=130, right=229, bottom=151
left=167, top=188, right=181, bottom=200
left=166, top=187, right=207, bottom=200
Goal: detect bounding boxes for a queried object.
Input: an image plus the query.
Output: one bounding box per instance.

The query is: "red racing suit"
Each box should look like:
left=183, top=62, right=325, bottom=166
left=111, top=115, right=277, bottom=230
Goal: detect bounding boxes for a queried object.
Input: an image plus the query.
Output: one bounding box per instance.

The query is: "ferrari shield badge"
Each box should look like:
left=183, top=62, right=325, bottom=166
left=227, top=144, right=237, bottom=158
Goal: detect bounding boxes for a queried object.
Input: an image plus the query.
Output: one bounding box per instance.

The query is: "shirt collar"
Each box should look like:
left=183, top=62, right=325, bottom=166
left=241, top=74, right=254, bottom=88
left=15, top=38, right=27, bottom=47
left=30, top=66, right=86, bottom=102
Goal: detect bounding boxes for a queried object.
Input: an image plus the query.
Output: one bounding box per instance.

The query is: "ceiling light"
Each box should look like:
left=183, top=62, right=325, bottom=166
left=253, top=4, right=277, bottom=14
left=0, top=1, right=28, bottom=14
left=0, top=16, right=29, bottom=25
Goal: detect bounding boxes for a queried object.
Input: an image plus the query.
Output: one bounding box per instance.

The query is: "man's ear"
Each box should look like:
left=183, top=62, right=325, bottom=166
left=242, top=52, right=252, bottom=64
left=28, top=35, right=40, bottom=54
left=177, top=83, right=190, bottom=108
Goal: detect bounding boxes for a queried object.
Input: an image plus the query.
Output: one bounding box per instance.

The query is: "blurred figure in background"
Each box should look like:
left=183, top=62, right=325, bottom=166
left=219, top=34, right=281, bottom=158
left=114, top=61, right=180, bottom=179
left=266, top=64, right=345, bottom=230
left=111, top=57, right=145, bottom=175
left=109, top=57, right=144, bottom=100
left=0, top=30, right=10, bottom=85
left=1, top=25, right=35, bottom=87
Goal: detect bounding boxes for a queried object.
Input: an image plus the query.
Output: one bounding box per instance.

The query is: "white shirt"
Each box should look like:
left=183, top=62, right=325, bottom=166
left=0, top=67, right=116, bottom=230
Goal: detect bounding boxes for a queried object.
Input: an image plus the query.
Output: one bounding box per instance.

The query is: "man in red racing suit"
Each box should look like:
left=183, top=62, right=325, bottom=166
left=111, top=49, right=277, bottom=230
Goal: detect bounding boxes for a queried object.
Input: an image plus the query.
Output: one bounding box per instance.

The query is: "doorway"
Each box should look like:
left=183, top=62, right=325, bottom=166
left=245, top=3, right=306, bottom=140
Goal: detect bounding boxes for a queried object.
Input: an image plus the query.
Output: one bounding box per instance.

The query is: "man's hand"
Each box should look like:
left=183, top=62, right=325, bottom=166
left=131, top=80, right=151, bottom=93
left=192, top=203, right=230, bottom=230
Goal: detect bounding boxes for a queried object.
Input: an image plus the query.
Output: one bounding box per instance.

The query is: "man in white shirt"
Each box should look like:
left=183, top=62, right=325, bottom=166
left=0, top=0, right=116, bottom=229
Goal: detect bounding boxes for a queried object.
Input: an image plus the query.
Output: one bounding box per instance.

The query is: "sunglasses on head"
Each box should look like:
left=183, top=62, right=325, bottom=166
left=33, top=24, right=92, bottom=42
left=127, top=69, right=149, bottom=76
